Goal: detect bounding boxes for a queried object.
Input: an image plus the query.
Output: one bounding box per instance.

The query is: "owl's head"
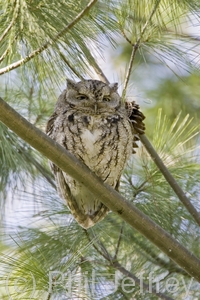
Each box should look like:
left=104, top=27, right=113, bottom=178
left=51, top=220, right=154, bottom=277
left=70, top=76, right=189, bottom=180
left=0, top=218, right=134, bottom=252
left=64, top=79, right=121, bottom=112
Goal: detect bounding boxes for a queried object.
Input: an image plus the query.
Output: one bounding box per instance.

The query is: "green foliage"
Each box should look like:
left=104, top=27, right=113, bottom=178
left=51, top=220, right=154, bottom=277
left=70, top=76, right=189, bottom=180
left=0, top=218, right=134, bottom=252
left=122, top=112, right=200, bottom=249
left=0, top=0, right=117, bottom=80
left=0, top=0, right=200, bottom=299
left=115, top=0, right=200, bottom=74
left=0, top=112, right=200, bottom=299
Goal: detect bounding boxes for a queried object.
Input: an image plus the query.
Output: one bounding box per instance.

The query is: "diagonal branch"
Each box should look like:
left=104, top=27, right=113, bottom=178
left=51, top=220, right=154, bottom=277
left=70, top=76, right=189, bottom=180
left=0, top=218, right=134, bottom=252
left=91, top=49, right=200, bottom=227
left=57, top=49, right=84, bottom=80
left=139, top=134, right=200, bottom=226
left=85, top=231, right=174, bottom=300
left=113, top=261, right=174, bottom=300
left=111, top=1, right=200, bottom=227
left=22, top=149, right=56, bottom=189
left=0, top=47, right=11, bottom=63
left=89, top=53, right=110, bottom=84
left=0, top=34, right=19, bottom=63
left=0, top=0, right=19, bottom=43
left=0, top=96, right=200, bottom=282
left=0, top=0, right=98, bottom=75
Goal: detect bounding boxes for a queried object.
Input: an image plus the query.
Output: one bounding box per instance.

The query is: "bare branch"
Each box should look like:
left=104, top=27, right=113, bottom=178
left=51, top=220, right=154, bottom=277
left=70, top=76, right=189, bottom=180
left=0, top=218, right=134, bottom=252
left=0, top=97, right=200, bottom=281
left=0, top=0, right=98, bottom=75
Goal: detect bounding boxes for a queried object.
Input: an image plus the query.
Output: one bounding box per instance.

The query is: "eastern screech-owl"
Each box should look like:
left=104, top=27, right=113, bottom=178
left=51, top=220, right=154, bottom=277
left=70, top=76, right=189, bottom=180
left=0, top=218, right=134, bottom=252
left=46, top=79, right=145, bottom=229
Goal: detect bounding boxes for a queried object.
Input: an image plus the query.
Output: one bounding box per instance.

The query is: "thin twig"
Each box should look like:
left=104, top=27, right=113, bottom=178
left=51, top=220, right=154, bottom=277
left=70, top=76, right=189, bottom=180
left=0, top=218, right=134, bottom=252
left=57, top=49, right=84, bottom=80
left=122, top=0, right=162, bottom=98
left=90, top=55, right=110, bottom=84
left=0, top=0, right=19, bottom=43
left=46, top=275, right=57, bottom=300
left=119, top=25, right=134, bottom=45
left=165, top=29, right=200, bottom=42
left=140, top=134, right=200, bottom=226
left=84, top=230, right=111, bottom=261
left=22, top=149, right=56, bottom=189
left=0, top=48, right=10, bottom=63
left=85, top=231, right=174, bottom=300
left=0, top=34, right=19, bottom=63
left=113, top=261, right=174, bottom=300
left=113, top=223, right=124, bottom=260
left=0, top=0, right=98, bottom=75
left=89, top=229, right=112, bottom=261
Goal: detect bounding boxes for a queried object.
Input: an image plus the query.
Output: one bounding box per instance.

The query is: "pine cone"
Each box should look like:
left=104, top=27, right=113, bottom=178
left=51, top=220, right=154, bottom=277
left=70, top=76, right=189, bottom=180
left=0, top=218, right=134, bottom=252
left=125, top=101, right=145, bottom=135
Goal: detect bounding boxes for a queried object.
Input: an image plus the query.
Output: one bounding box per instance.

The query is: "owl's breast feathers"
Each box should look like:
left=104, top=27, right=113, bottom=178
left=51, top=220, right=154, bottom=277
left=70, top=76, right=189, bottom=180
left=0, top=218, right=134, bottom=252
left=55, top=109, right=133, bottom=186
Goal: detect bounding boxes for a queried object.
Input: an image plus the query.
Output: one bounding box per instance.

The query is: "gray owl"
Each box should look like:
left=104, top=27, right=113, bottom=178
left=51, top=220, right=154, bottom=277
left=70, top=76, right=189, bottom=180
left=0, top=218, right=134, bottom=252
left=46, top=79, right=145, bottom=229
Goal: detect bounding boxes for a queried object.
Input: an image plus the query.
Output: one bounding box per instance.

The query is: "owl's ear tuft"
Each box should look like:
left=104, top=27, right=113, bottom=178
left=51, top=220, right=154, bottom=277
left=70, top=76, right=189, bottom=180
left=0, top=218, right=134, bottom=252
left=109, top=83, right=118, bottom=92
left=66, top=79, right=78, bottom=90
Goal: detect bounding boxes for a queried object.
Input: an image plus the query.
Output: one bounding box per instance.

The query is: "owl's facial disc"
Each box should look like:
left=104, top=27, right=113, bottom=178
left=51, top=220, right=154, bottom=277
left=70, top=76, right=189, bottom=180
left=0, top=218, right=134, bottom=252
left=66, top=79, right=121, bottom=111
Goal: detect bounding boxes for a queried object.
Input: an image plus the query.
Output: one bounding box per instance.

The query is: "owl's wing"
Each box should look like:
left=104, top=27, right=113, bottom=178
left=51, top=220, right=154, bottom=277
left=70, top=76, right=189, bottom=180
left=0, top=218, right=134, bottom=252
left=125, top=101, right=145, bottom=153
left=45, top=111, right=62, bottom=174
left=45, top=112, right=58, bottom=136
left=56, top=170, right=109, bottom=229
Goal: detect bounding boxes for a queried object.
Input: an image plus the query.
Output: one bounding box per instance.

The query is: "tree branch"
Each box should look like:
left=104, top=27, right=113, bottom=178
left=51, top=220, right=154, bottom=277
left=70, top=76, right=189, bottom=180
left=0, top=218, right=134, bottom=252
left=89, top=54, right=110, bottom=84
left=140, top=134, right=200, bottom=226
left=0, top=0, right=98, bottom=75
left=0, top=0, right=19, bottom=43
left=112, top=261, right=174, bottom=300
left=113, top=1, right=200, bottom=227
left=113, top=223, right=124, bottom=260
left=91, top=49, right=200, bottom=227
left=0, top=97, right=200, bottom=281
left=0, top=47, right=11, bottom=63
left=122, top=0, right=162, bottom=98
left=85, top=231, right=174, bottom=300
left=22, top=149, right=56, bottom=189
left=57, top=49, right=84, bottom=80
left=132, top=234, right=189, bottom=277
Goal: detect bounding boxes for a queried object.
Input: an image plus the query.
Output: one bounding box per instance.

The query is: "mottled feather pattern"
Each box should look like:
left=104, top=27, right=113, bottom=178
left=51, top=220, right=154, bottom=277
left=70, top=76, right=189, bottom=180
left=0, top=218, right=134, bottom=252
left=46, top=79, right=144, bottom=228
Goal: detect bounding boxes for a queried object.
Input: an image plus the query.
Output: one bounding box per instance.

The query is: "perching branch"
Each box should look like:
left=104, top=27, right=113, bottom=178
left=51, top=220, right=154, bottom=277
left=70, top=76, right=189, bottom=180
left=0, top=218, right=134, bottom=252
left=0, top=97, right=200, bottom=282
left=0, top=0, right=98, bottom=75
